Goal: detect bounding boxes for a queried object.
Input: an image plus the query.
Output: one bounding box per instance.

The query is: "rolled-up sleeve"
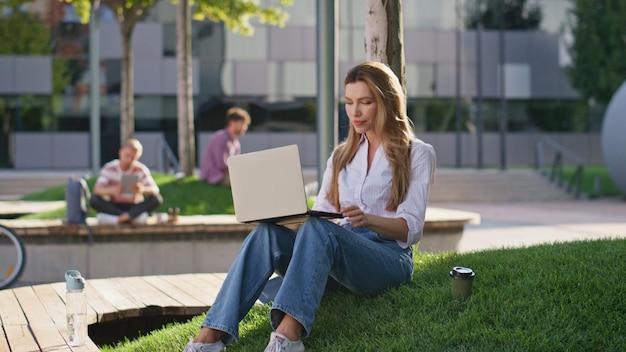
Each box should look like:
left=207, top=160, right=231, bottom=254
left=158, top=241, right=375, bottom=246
left=395, top=141, right=436, bottom=248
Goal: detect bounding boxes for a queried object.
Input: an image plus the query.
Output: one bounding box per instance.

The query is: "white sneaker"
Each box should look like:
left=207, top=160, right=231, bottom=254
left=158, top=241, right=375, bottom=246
left=264, top=332, right=305, bottom=352
left=182, top=337, right=226, bottom=352
left=132, top=212, right=149, bottom=224
left=96, top=213, right=119, bottom=225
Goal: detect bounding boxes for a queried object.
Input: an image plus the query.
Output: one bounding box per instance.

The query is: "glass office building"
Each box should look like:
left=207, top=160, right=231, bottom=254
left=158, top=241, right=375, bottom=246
left=0, top=0, right=593, bottom=167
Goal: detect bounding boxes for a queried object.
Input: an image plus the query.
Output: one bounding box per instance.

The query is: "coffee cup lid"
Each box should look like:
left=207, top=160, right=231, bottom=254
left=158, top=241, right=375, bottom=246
left=450, top=266, right=475, bottom=279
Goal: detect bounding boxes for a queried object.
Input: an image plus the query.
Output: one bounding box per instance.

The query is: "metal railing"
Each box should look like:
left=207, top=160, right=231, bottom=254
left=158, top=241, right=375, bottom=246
left=156, top=136, right=179, bottom=174
left=532, top=132, right=586, bottom=198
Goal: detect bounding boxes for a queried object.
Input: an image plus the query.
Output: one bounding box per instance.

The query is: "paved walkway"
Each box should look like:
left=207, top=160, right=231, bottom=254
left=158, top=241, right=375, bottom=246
left=432, top=198, right=626, bottom=252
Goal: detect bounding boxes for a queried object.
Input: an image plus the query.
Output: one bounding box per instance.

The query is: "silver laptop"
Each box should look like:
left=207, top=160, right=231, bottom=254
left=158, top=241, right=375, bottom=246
left=228, top=144, right=343, bottom=225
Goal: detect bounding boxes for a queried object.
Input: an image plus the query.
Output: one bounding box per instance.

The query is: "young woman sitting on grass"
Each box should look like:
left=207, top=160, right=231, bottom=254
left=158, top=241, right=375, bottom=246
left=184, top=61, right=436, bottom=352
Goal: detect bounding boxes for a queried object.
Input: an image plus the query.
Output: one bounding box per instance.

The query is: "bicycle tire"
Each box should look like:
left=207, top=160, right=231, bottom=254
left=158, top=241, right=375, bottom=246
left=0, top=224, right=26, bottom=290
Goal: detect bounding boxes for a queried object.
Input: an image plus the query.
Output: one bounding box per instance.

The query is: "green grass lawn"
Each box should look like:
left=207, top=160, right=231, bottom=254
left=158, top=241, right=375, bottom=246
left=18, top=173, right=235, bottom=220
left=101, top=239, right=626, bottom=351
left=561, top=165, right=621, bottom=198
left=16, top=165, right=622, bottom=220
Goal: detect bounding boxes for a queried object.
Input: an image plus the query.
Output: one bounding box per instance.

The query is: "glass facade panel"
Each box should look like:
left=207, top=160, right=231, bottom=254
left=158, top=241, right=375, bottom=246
left=0, top=0, right=594, bottom=168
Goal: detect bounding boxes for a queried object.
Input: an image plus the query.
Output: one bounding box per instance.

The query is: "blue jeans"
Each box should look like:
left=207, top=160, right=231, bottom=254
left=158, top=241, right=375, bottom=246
left=201, top=217, right=414, bottom=345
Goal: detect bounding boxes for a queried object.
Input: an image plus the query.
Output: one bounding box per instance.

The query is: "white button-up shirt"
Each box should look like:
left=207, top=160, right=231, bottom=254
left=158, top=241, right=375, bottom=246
left=313, top=136, right=436, bottom=249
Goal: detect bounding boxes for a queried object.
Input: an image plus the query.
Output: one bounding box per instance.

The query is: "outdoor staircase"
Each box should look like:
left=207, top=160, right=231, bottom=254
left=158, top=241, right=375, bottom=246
left=0, top=172, right=71, bottom=200
left=428, top=168, right=574, bottom=203
left=0, top=168, right=575, bottom=203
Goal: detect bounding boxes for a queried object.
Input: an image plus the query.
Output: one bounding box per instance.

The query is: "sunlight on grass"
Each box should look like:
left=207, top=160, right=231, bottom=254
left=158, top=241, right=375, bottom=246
left=17, top=166, right=622, bottom=220
left=101, top=239, right=626, bottom=351
left=18, top=173, right=235, bottom=219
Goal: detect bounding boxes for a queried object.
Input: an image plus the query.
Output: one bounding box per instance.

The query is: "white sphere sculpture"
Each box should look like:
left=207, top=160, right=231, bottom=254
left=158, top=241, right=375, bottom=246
left=601, top=81, right=626, bottom=196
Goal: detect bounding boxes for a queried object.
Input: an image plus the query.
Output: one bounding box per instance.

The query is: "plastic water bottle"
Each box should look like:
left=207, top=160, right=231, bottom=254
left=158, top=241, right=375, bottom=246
left=65, top=270, right=86, bottom=346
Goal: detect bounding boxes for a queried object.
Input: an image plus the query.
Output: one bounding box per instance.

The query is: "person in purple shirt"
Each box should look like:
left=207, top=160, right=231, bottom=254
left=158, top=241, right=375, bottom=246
left=200, top=107, right=251, bottom=186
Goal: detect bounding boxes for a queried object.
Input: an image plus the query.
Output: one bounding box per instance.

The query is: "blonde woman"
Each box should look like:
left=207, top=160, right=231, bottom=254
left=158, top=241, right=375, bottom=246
left=185, top=62, right=436, bottom=352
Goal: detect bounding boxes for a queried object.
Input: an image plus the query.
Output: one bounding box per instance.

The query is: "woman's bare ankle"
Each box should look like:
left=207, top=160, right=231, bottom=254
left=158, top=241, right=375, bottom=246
left=194, top=327, right=226, bottom=343
left=275, top=315, right=303, bottom=341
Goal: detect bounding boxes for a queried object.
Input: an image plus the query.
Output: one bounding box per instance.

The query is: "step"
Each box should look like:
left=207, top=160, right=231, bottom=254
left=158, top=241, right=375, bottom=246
left=428, top=169, right=573, bottom=202
left=0, top=177, right=68, bottom=196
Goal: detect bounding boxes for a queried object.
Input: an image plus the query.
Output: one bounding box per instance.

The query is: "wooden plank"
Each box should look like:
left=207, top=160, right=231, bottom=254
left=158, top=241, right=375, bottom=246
left=44, top=284, right=106, bottom=351
left=50, top=282, right=113, bottom=325
left=1, top=274, right=229, bottom=352
left=39, top=284, right=102, bottom=351
left=3, top=325, right=40, bottom=352
left=0, top=289, right=41, bottom=352
left=177, top=274, right=222, bottom=304
left=71, top=341, right=101, bottom=352
left=87, top=279, right=142, bottom=319
left=194, top=273, right=227, bottom=291
left=13, top=286, right=69, bottom=351
left=134, top=276, right=204, bottom=316
left=158, top=274, right=219, bottom=307
left=0, top=327, right=11, bottom=352
left=32, top=284, right=80, bottom=351
left=0, top=289, right=27, bottom=325
left=142, top=275, right=208, bottom=316
left=211, top=273, right=228, bottom=282
left=33, top=284, right=72, bottom=329
left=1, top=288, right=64, bottom=352
left=109, top=277, right=184, bottom=316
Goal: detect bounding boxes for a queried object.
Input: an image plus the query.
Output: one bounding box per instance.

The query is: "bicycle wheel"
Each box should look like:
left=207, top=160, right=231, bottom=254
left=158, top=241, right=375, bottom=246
left=0, top=224, right=26, bottom=290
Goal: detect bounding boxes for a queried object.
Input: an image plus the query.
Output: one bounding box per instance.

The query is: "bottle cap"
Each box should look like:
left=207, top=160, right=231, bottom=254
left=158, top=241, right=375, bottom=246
left=65, top=270, right=85, bottom=290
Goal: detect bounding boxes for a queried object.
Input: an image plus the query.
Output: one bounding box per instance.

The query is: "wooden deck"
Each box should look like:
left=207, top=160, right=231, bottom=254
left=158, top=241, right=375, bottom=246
left=0, top=273, right=225, bottom=352
left=0, top=208, right=481, bottom=351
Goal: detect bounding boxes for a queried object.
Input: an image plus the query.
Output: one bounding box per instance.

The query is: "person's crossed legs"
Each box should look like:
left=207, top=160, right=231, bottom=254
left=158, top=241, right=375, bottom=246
left=89, top=194, right=162, bottom=223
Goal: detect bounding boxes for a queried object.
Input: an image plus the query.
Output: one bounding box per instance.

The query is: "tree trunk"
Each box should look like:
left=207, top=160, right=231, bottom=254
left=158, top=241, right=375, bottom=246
left=364, top=0, right=406, bottom=96
left=386, top=0, right=406, bottom=97
left=177, top=0, right=195, bottom=176
left=365, top=0, right=387, bottom=64
left=120, top=24, right=135, bottom=145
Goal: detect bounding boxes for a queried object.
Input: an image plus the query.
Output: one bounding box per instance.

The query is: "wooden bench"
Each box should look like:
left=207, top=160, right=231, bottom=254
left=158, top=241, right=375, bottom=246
left=0, top=207, right=478, bottom=240
left=0, top=208, right=480, bottom=284
left=0, top=273, right=226, bottom=352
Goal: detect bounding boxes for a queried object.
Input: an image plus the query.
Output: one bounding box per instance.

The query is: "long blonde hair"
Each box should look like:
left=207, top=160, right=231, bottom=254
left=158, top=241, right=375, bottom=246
left=328, top=62, right=414, bottom=211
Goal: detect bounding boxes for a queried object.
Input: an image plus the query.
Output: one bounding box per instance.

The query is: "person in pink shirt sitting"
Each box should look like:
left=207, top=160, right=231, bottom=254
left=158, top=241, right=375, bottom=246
left=90, top=138, right=162, bottom=224
left=200, top=107, right=251, bottom=186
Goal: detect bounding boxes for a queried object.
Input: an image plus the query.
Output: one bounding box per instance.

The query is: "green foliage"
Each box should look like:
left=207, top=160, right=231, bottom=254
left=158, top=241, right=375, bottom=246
left=61, top=0, right=159, bottom=28
left=527, top=99, right=591, bottom=132
left=420, top=99, right=471, bottom=132
left=0, top=12, right=50, bottom=54
left=0, top=0, right=72, bottom=121
left=192, top=0, right=292, bottom=36
left=52, top=58, right=73, bottom=96
left=62, top=0, right=292, bottom=34
left=465, top=0, right=542, bottom=30
left=101, top=239, right=626, bottom=351
left=567, top=0, right=626, bottom=104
